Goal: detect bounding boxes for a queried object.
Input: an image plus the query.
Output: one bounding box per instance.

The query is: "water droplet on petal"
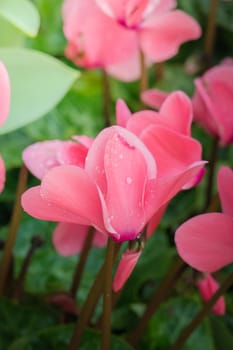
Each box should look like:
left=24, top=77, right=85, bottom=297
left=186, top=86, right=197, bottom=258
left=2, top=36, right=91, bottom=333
left=126, top=177, right=133, bottom=184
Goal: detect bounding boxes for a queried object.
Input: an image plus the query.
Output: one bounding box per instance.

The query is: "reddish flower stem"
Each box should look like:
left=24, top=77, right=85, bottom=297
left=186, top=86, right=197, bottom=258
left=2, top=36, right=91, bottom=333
left=204, top=0, right=219, bottom=57
left=13, top=235, right=44, bottom=300
left=70, top=227, right=95, bottom=298
left=102, top=69, right=111, bottom=126
left=205, top=136, right=219, bottom=210
left=0, top=165, right=28, bottom=296
left=68, top=242, right=120, bottom=350
left=128, top=256, right=186, bottom=347
left=101, top=238, right=115, bottom=350
left=170, top=269, right=233, bottom=350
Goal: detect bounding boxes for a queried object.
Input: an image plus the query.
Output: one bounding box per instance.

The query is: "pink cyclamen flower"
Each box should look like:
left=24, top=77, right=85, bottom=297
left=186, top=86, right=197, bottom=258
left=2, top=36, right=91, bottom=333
left=95, top=0, right=201, bottom=63
left=62, top=0, right=201, bottom=81
left=192, top=60, right=233, bottom=145
left=175, top=166, right=233, bottom=272
left=0, top=61, right=10, bottom=192
left=23, top=139, right=107, bottom=255
left=197, top=274, right=225, bottom=316
left=22, top=126, right=157, bottom=242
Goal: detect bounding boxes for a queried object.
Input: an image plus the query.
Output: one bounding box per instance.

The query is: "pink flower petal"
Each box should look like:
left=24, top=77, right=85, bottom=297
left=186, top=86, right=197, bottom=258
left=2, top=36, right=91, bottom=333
left=127, top=110, right=160, bottom=137
left=116, top=99, right=132, bottom=127
left=23, top=141, right=64, bottom=180
left=145, top=161, right=205, bottom=218
left=175, top=213, right=233, bottom=272
left=159, top=91, right=193, bottom=136
left=146, top=203, right=167, bottom=237
left=113, top=249, right=141, bottom=292
left=197, top=274, right=225, bottom=315
left=0, top=155, right=5, bottom=193
left=139, top=10, right=201, bottom=62
left=0, top=61, right=10, bottom=126
left=57, top=141, right=88, bottom=168
left=141, top=125, right=202, bottom=178
left=22, top=186, right=88, bottom=224
left=141, top=89, right=169, bottom=110
left=103, top=127, right=157, bottom=241
left=53, top=223, right=90, bottom=256
left=193, top=78, right=219, bottom=137
left=40, top=165, right=105, bottom=231
left=53, top=222, right=107, bottom=256
left=218, top=166, right=233, bottom=217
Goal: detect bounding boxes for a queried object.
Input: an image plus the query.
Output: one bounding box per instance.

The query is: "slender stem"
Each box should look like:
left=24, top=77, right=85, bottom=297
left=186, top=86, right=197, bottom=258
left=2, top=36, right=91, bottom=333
left=102, top=69, right=111, bottom=127
left=13, top=235, right=44, bottom=300
left=140, top=50, right=148, bottom=97
left=171, top=269, right=233, bottom=350
left=155, top=62, right=164, bottom=81
left=205, top=136, right=219, bottom=210
left=95, top=290, right=121, bottom=330
left=70, top=227, right=95, bottom=298
left=0, top=165, right=28, bottom=296
left=68, top=242, right=120, bottom=350
left=128, top=256, right=186, bottom=347
left=204, top=0, right=219, bottom=58
left=101, top=238, right=115, bottom=350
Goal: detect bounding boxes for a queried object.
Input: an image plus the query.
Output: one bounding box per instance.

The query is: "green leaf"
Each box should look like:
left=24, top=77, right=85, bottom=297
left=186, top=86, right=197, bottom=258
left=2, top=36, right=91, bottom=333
left=210, top=316, right=233, bottom=349
left=0, top=16, right=24, bottom=47
left=9, top=326, right=133, bottom=350
left=0, top=48, right=79, bottom=134
left=0, top=0, right=40, bottom=37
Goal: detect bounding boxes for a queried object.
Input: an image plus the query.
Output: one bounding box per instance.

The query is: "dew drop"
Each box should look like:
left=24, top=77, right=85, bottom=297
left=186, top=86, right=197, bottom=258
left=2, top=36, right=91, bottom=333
left=126, top=176, right=133, bottom=184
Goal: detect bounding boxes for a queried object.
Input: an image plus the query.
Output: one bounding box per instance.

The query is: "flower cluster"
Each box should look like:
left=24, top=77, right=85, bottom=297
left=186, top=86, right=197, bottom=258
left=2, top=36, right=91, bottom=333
left=22, top=92, right=205, bottom=289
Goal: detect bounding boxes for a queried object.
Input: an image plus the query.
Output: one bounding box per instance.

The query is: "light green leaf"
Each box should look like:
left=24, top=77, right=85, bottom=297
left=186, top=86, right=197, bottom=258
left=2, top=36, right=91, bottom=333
left=0, top=0, right=40, bottom=37
left=0, top=48, right=79, bottom=134
left=0, top=16, right=24, bottom=47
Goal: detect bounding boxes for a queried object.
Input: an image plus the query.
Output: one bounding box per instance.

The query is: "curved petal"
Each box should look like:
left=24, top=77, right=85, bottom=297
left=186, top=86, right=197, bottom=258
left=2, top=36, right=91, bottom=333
left=113, top=249, right=141, bottom=291
left=57, top=141, right=88, bottom=168
left=106, top=50, right=142, bottom=82
left=218, top=166, right=233, bottom=217
left=116, top=99, right=132, bottom=127
left=159, top=91, right=193, bottom=136
left=141, top=88, right=169, bottom=110
left=192, top=78, right=219, bottom=137
left=175, top=213, right=233, bottom=272
left=21, top=186, right=88, bottom=224
left=127, top=110, right=160, bottom=137
left=145, top=161, right=205, bottom=218
left=23, top=141, right=64, bottom=180
left=40, top=165, right=105, bottom=231
left=146, top=203, right=167, bottom=237
left=53, top=223, right=89, bottom=256
left=197, top=274, right=225, bottom=316
left=103, top=127, right=157, bottom=240
left=139, top=10, right=201, bottom=62
left=0, top=61, right=10, bottom=126
left=204, top=66, right=233, bottom=145
left=141, top=125, right=202, bottom=178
